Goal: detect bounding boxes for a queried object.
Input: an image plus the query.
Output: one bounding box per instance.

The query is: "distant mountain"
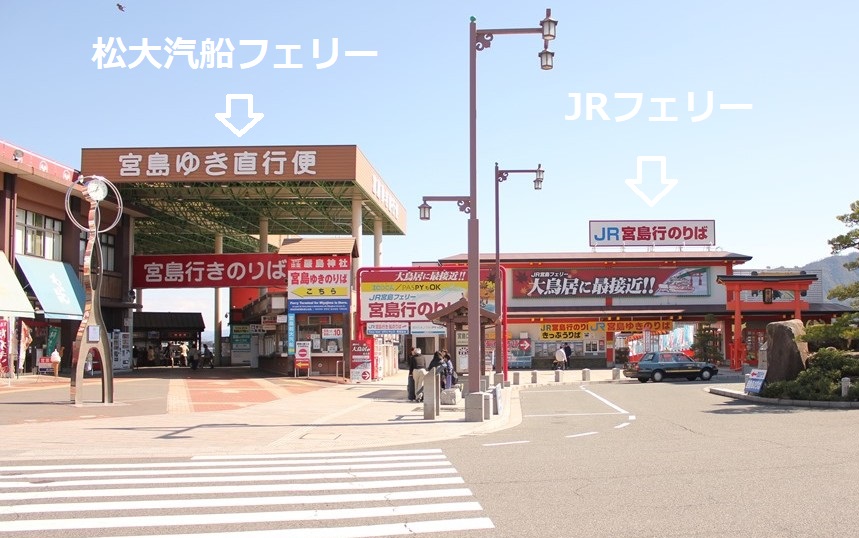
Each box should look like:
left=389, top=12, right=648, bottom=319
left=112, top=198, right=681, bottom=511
left=773, top=252, right=859, bottom=303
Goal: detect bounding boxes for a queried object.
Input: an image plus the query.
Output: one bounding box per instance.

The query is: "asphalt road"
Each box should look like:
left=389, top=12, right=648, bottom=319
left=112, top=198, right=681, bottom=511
left=4, top=380, right=858, bottom=537
left=441, top=380, right=859, bottom=538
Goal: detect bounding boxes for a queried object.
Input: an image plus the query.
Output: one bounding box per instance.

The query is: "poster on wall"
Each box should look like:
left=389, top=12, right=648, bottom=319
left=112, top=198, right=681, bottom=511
left=512, top=267, right=710, bottom=297
left=231, top=325, right=252, bottom=352
left=287, top=255, right=351, bottom=313
left=357, top=266, right=501, bottom=323
left=539, top=320, right=674, bottom=340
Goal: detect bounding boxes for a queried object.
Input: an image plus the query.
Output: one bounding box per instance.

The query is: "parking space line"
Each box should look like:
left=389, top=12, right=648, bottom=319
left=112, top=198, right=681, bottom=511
left=581, top=387, right=629, bottom=414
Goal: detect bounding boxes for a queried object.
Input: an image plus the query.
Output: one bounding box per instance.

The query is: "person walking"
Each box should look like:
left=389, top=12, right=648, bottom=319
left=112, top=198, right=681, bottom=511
left=407, top=347, right=420, bottom=401
left=563, top=342, right=573, bottom=369
left=554, top=345, right=567, bottom=370
left=179, top=342, right=189, bottom=368
left=188, top=344, right=200, bottom=370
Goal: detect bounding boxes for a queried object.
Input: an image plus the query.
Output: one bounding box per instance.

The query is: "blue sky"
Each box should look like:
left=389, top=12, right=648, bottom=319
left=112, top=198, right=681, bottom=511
left=2, top=1, right=857, bottom=333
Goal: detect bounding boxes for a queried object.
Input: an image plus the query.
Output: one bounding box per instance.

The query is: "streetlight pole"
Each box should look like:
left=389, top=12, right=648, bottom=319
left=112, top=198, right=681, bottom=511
left=467, top=9, right=556, bottom=399
left=494, top=162, right=544, bottom=382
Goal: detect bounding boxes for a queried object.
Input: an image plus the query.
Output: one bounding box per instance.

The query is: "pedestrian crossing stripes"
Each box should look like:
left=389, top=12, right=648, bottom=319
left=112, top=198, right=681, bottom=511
left=0, top=448, right=493, bottom=537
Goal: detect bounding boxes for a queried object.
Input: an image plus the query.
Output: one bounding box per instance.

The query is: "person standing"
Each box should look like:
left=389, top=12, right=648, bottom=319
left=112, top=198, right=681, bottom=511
left=441, top=350, right=455, bottom=389
left=563, top=342, right=573, bottom=369
left=426, top=351, right=444, bottom=392
left=407, top=347, right=420, bottom=401
left=554, top=345, right=567, bottom=370
left=202, top=344, right=214, bottom=368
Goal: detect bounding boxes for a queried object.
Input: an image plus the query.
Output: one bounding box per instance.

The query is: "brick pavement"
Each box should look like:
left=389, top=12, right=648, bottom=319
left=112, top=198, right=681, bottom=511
left=0, top=366, right=745, bottom=461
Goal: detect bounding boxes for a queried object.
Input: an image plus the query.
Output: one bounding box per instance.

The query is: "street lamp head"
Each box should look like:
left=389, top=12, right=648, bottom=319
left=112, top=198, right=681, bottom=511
left=534, top=165, right=544, bottom=190
left=418, top=201, right=432, bottom=220
left=539, top=47, right=554, bottom=70
left=540, top=9, right=557, bottom=41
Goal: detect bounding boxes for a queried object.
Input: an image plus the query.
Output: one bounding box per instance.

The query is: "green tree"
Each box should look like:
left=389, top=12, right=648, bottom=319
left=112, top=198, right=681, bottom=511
left=827, top=201, right=859, bottom=306
left=691, top=314, right=723, bottom=364
left=803, top=314, right=859, bottom=351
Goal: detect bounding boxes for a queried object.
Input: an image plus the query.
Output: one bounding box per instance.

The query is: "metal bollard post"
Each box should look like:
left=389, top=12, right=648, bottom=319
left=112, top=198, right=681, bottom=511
left=554, top=369, right=562, bottom=382
left=531, top=370, right=538, bottom=384
left=513, top=371, right=521, bottom=385
left=842, top=377, right=851, bottom=397
left=582, top=368, right=591, bottom=381
left=612, top=367, right=620, bottom=380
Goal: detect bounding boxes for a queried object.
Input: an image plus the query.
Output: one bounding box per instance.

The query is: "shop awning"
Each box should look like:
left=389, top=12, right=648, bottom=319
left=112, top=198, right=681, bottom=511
left=14, top=254, right=85, bottom=320
left=0, top=252, right=35, bottom=318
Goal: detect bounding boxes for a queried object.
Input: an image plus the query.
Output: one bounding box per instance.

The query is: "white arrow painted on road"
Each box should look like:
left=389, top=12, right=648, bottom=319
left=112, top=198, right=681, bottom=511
left=624, top=155, right=678, bottom=207
left=215, top=94, right=264, bottom=138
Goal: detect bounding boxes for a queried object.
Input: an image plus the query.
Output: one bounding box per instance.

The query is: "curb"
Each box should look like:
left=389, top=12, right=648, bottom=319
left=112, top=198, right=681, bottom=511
left=708, top=387, right=859, bottom=409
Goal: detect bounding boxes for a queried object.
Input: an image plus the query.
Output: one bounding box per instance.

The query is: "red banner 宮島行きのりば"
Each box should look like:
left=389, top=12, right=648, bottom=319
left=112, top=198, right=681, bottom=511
left=357, top=266, right=500, bottom=323
left=512, top=267, right=710, bottom=298
left=132, top=253, right=287, bottom=289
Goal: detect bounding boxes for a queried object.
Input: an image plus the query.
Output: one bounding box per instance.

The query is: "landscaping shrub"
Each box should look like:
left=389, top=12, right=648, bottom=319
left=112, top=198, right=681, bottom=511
left=759, top=348, right=859, bottom=401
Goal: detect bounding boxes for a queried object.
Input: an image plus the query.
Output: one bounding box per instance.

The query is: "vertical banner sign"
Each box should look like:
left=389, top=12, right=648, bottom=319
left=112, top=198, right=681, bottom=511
left=350, top=339, right=373, bottom=383
left=0, top=319, right=8, bottom=373
left=295, top=341, right=312, bottom=370
left=19, top=321, right=33, bottom=374
left=46, top=326, right=60, bottom=354
left=287, top=313, right=296, bottom=355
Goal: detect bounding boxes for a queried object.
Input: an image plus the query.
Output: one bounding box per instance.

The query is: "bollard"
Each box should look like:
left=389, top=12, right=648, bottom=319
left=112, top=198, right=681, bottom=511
left=554, top=369, right=562, bottom=382
left=483, top=392, right=492, bottom=420
left=531, top=370, right=538, bottom=384
left=582, top=368, right=591, bottom=381
left=465, top=392, right=485, bottom=422
left=842, top=377, right=851, bottom=397
left=513, top=371, right=521, bottom=385
left=494, top=373, right=504, bottom=386
left=479, top=377, right=488, bottom=392
left=612, top=367, right=620, bottom=380
left=423, top=370, right=440, bottom=420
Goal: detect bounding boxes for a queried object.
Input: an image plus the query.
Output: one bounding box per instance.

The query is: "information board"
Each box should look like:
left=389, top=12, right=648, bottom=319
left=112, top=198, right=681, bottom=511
left=745, top=369, right=767, bottom=394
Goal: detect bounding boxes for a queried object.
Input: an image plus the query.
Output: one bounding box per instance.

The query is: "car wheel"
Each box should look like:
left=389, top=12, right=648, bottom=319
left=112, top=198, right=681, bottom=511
left=700, top=369, right=713, bottom=381
left=638, top=377, right=648, bottom=383
left=686, top=375, right=697, bottom=381
left=651, top=370, right=665, bottom=382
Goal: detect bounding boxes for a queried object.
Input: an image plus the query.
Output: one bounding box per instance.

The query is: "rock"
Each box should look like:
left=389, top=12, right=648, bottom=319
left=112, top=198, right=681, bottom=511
left=764, top=320, right=809, bottom=383
left=441, top=387, right=461, bottom=405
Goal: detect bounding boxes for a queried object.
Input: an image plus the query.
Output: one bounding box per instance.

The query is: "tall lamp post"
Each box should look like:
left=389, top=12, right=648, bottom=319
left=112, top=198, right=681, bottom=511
left=465, top=9, right=556, bottom=400
left=494, top=162, right=543, bottom=382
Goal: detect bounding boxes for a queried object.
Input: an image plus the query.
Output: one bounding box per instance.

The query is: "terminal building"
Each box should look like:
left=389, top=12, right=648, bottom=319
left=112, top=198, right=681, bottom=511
left=2, top=139, right=852, bottom=383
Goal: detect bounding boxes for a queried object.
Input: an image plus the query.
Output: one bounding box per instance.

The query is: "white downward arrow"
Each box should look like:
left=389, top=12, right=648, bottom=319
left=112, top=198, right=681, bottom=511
left=624, top=156, right=678, bottom=207
left=214, top=94, right=264, bottom=138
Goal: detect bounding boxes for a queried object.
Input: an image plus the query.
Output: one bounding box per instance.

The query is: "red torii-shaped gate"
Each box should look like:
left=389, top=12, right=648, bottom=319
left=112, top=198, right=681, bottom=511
left=716, top=273, right=818, bottom=370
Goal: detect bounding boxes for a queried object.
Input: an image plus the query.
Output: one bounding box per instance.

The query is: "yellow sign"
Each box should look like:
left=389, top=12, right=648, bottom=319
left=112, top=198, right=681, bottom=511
left=290, top=286, right=349, bottom=297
